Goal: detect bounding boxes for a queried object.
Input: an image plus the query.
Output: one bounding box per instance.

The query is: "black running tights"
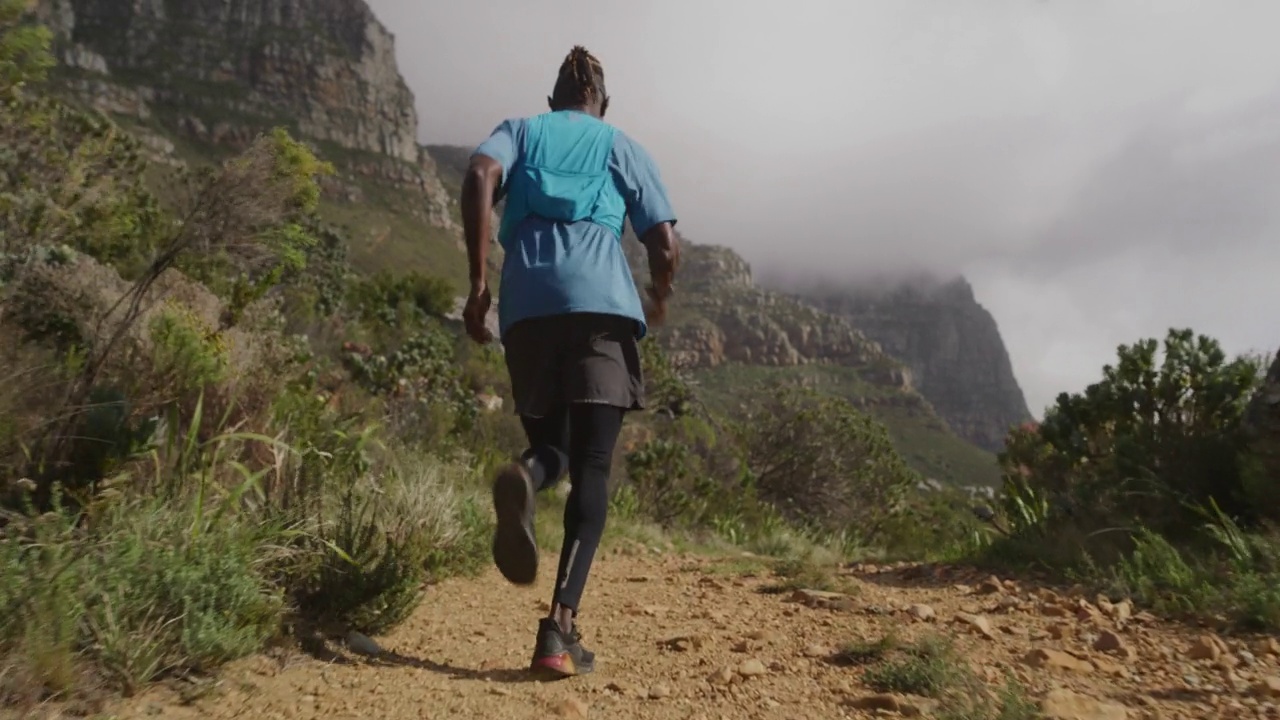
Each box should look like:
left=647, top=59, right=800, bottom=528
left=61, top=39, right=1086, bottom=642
left=519, top=403, right=625, bottom=614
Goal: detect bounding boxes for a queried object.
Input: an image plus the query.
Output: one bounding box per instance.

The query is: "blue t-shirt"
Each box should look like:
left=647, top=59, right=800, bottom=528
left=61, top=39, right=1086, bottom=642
left=473, top=110, right=677, bottom=341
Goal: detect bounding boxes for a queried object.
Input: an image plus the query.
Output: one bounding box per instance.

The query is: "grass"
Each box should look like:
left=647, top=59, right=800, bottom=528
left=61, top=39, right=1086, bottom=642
left=838, top=633, right=1040, bottom=720
left=759, top=550, right=859, bottom=595
left=319, top=190, right=469, bottom=290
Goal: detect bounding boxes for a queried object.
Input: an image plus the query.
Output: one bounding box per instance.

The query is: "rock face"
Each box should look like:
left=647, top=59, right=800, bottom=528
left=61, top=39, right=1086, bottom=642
left=37, top=0, right=454, bottom=226
left=625, top=236, right=901, bottom=379
left=1244, top=351, right=1280, bottom=486
left=785, top=275, right=1033, bottom=452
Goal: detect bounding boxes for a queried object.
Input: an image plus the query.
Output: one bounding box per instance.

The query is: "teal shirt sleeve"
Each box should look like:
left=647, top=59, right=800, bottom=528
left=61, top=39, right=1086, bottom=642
left=610, top=131, right=677, bottom=238
left=474, top=118, right=524, bottom=183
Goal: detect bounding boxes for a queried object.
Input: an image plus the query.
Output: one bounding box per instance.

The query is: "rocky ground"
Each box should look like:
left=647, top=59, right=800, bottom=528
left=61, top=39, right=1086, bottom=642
left=29, top=547, right=1280, bottom=720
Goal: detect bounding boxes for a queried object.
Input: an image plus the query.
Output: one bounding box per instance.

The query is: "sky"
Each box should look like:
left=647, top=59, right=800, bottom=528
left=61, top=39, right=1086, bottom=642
left=366, top=0, right=1280, bottom=417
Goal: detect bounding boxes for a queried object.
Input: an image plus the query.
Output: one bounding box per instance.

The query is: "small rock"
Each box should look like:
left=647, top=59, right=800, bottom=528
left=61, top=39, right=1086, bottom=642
left=647, top=685, right=670, bottom=699
left=1251, top=677, right=1280, bottom=699
left=737, top=658, right=768, bottom=677
left=1189, top=634, right=1225, bottom=661
left=1042, top=604, right=1072, bottom=618
left=1256, top=638, right=1280, bottom=657
left=977, top=575, right=1004, bottom=594
left=1094, top=630, right=1126, bottom=653
left=660, top=634, right=705, bottom=652
left=802, top=644, right=830, bottom=658
left=849, top=693, right=902, bottom=712
left=345, top=631, right=382, bottom=657
left=1023, top=647, right=1094, bottom=673
left=747, top=629, right=781, bottom=643
left=1108, top=599, right=1134, bottom=624
left=847, top=693, right=937, bottom=717
left=554, top=696, right=589, bottom=719
left=1048, top=621, right=1074, bottom=640
left=906, top=604, right=936, bottom=622
left=953, top=612, right=996, bottom=640
left=707, top=667, right=735, bottom=686
left=1040, top=688, right=1129, bottom=720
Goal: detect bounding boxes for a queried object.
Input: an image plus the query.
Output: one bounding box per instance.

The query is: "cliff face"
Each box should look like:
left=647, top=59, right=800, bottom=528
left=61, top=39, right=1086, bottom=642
left=37, top=0, right=454, bottom=227
left=786, top=275, right=1033, bottom=452
left=623, top=233, right=904, bottom=381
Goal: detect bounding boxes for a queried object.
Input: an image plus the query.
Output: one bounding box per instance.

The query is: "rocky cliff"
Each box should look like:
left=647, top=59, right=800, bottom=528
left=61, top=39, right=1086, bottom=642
left=36, top=0, right=454, bottom=228
left=781, top=275, right=1033, bottom=452
left=622, top=233, right=904, bottom=378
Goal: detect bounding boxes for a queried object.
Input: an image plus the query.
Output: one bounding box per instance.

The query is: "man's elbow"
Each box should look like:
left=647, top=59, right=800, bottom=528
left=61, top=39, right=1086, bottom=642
left=463, top=156, right=501, bottom=203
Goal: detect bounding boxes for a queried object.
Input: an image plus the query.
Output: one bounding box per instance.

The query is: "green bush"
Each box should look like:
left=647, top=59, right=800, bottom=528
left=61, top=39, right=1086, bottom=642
left=0, top=490, right=285, bottom=698
left=347, top=269, right=456, bottom=328
left=735, top=382, right=918, bottom=541
left=296, top=445, right=489, bottom=634
left=976, top=328, right=1280, bottom=630
left=0, top=7, right=501, bottom=708
left=990, top=329, right=1266, bottom=563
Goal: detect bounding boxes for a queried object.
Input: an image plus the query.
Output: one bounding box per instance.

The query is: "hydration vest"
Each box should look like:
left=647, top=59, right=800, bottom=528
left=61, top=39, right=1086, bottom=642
left=498, top=111, right=626, bottom=244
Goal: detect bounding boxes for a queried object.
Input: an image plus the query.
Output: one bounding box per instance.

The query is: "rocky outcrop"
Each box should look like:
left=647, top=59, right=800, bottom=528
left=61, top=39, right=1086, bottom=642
left=1244, top=352, right=1280, bottom=486
left=624, top=237, right=903, bottom=382
left=782, top=275, right=1033, bottom=452
left=37, top=0, right=454, bottom=228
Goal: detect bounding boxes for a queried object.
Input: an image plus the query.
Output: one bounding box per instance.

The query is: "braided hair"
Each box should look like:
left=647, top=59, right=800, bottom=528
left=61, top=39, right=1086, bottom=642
left=548, top=45, right=609, bottom=116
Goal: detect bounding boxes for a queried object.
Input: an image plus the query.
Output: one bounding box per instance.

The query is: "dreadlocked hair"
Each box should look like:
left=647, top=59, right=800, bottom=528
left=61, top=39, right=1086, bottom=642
left=550, top=45, right=607, bottom=110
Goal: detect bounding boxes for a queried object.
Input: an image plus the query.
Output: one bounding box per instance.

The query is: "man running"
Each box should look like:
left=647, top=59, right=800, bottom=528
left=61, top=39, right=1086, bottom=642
left=459, top=45, right=680, bottom=678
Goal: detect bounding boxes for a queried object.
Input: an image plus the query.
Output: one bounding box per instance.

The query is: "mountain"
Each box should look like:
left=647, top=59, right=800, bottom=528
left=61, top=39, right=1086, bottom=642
left=36, top=0, right=474, bottom=285
left=774, top=274, right=1034, bottom=452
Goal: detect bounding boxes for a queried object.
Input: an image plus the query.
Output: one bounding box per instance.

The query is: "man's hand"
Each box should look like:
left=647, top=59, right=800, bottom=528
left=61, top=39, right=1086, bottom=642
left=643, top=284, right=672, bottom=327
left=463, top=285, right=493, bottom=344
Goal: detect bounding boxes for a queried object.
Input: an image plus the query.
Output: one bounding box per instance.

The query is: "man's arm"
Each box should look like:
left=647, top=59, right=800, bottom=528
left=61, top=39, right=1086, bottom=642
left=461, top=154, right=504, bottom=293
left=610, top=133, right=680, bottom=303
left=640, top=221, right=679, bottom=300
left=462, top=119, right=519, bottom=294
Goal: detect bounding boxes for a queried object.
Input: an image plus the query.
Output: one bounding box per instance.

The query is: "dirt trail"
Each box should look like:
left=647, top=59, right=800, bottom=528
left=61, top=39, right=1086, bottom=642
left=91, top=546, right=1280, bottom=720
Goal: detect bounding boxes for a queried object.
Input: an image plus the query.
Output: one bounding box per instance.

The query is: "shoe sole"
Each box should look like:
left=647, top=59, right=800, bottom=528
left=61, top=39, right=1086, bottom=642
left=492, top=464, right=537, bottom=585
left=530, top=652, right=594, bottom=678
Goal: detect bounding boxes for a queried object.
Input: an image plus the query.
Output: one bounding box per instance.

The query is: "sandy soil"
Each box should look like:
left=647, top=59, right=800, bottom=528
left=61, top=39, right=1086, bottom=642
left=36, top=546, right=1280, bottom=720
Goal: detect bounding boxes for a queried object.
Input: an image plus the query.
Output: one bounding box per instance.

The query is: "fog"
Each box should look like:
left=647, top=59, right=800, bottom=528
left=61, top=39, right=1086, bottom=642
left=367, top=0, right=1280, bottom=416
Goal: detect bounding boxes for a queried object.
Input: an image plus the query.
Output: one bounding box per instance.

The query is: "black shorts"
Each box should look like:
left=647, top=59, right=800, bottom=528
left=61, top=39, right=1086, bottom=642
left=501, top=313, right=646, bottom=418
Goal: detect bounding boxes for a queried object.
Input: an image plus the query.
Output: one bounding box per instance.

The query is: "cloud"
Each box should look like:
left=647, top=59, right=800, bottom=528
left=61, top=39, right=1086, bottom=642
left=367, top=0, right=1280, bottom=415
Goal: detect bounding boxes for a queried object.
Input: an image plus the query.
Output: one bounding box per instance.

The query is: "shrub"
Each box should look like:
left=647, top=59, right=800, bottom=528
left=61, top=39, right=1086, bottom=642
left=735, top=382, right=918, bottom=541
left=0, top=489, right=285, bottom=699
left=296, top=447, right=488, bottom=634
left=989, top=329, right=1266, bottom=567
